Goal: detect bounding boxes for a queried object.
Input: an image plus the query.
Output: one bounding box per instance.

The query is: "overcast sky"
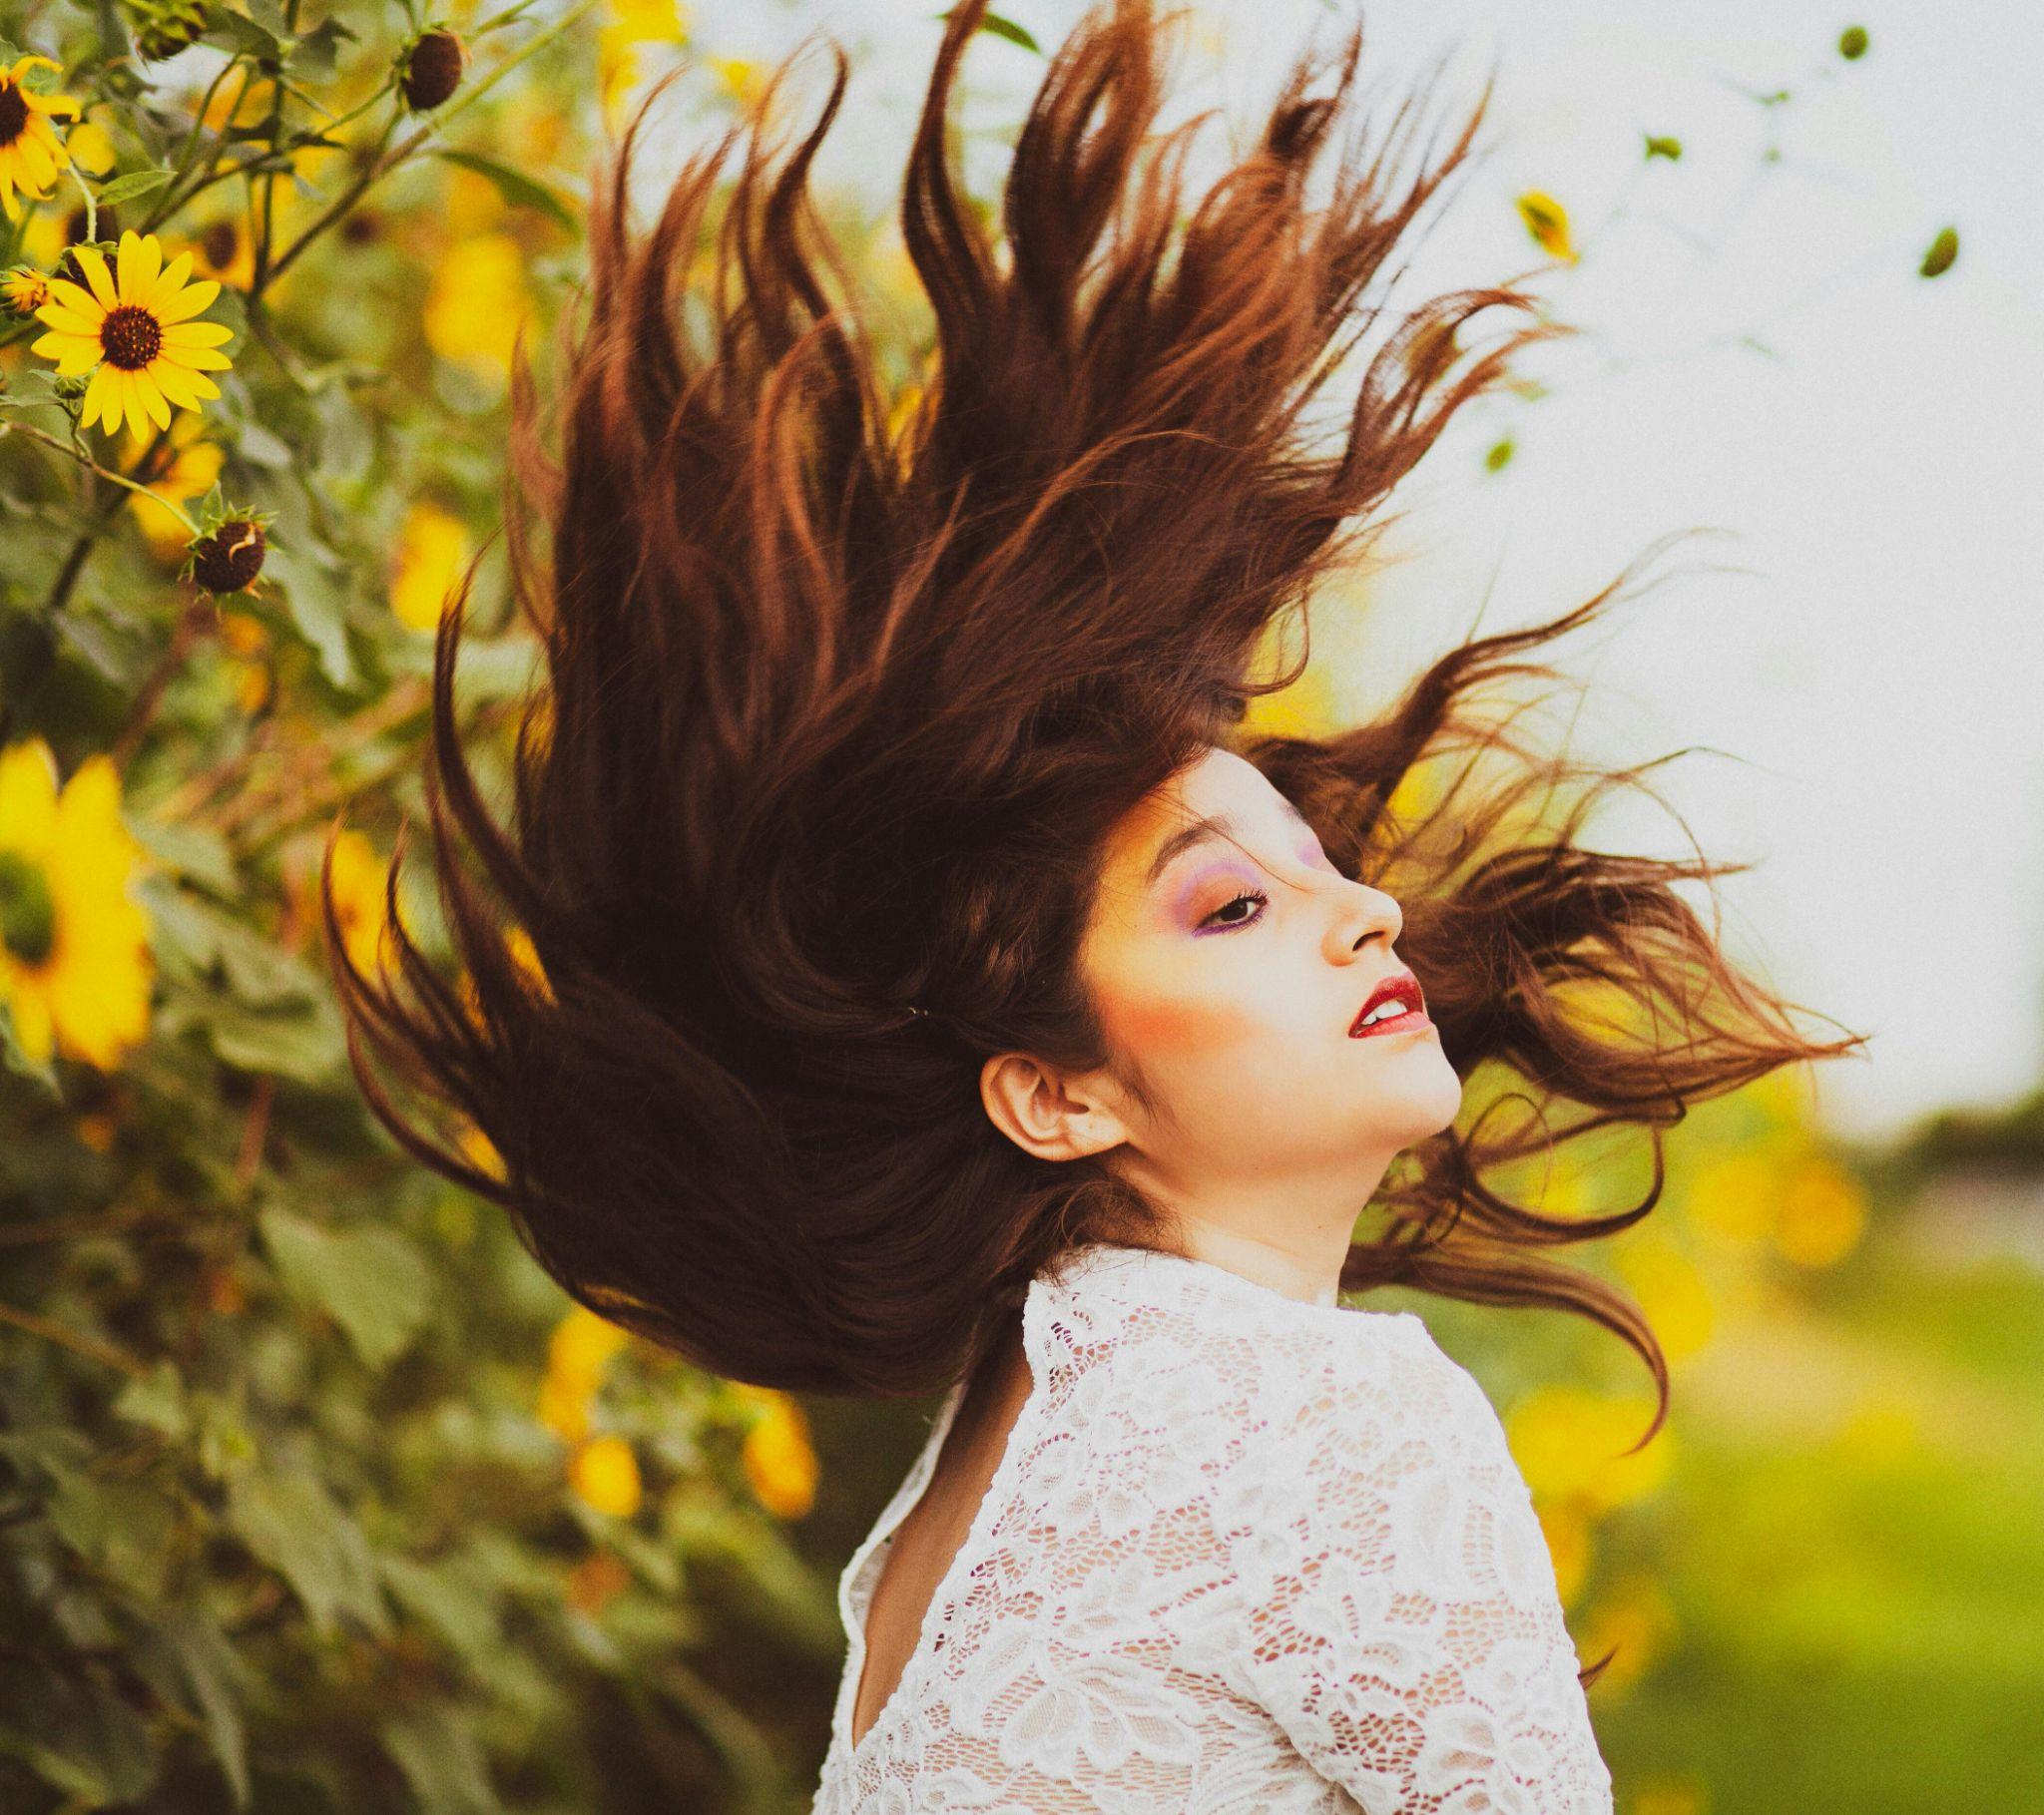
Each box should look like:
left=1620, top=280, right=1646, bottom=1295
left=662, top=0, right=2044, bottom=1143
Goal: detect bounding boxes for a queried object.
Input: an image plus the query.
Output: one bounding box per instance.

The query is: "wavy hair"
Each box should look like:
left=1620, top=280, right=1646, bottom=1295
left=324, top=0, right=1863, bottom=1585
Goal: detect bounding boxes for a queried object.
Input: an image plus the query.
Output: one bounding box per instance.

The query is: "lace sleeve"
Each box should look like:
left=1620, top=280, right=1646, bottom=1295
left=1227, top=1314, right=1615, bottom=1814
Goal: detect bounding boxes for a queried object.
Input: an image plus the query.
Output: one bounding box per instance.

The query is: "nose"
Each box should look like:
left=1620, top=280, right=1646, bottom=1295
left=1327, top=875, right=1401, bottom=962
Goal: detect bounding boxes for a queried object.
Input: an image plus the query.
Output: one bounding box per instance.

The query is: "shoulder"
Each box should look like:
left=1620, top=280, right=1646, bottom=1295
left=1220, top=1308, right=1551, bottom=1603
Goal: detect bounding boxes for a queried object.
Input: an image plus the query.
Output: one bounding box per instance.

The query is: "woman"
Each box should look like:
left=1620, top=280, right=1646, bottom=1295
left=324, top=1, right=1864, bottom=1807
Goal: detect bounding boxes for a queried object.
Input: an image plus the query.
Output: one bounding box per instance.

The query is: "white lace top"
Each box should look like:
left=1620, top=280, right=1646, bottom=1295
left=813, top=1241, right=1615, bottom=1813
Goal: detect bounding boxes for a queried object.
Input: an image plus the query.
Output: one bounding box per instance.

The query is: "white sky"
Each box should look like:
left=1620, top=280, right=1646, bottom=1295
left=666, top=0, right=2044, bottom=1142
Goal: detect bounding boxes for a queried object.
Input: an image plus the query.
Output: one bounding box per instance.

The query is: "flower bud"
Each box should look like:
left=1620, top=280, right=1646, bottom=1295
left=190, top=520, right=267, bottom=595
left=400, top=28, right=466, bottom=112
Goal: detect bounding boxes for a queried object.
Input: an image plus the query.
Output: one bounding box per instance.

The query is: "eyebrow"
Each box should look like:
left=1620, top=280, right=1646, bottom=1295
left=1143, top=798, right=1314, bottom=890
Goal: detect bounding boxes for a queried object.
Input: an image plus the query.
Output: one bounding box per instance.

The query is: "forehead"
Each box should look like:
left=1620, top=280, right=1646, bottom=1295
left=1100, top=748, right=1303, bottom=887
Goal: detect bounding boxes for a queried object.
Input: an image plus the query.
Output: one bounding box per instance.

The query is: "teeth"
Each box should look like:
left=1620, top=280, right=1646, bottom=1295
left=1359, top=997, right=1408, bottom=1027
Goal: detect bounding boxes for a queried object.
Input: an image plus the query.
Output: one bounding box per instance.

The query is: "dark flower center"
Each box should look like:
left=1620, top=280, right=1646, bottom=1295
left=202, top=220, right=239, bottom=269
left=0, top=850, right=56, bottom=968
left=100, top=304, right=163, bottom=371
left=0, top=84, right=27, bottom=148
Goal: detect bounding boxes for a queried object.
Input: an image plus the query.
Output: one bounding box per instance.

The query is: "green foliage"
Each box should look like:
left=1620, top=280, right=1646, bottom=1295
left=0, top=3, right=858, bottom=1808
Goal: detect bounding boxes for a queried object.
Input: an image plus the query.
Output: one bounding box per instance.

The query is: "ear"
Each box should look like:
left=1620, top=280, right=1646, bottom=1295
left=978, top=1051, right=1131, bottom=1162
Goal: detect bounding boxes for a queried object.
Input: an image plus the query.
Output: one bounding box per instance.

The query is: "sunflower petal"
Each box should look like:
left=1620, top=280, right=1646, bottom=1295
left=161, top=320, right=234, bottom=348
left=75, top=243, right=117, bottom=311
left=43, top=276, right=103, bottom=320
left=32, top=305, right=100, bottom=337
left=147, top=249, right=196, bottom=310
left=79, top=365, right=114, bottom=432
left=155, top=276, right=222, bottom=323
left=165, top=346, right=232, bottom=373
left=151, top=362, right=208, bottom=408
left=30, top=335, right=101, bottom=376
left=117, top=229, right=155, bottom=301
left=132, top=368, right=172, bottom=433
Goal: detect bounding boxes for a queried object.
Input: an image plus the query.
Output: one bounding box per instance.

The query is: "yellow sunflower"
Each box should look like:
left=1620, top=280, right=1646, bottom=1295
left=0, top=739, right=155, bottom=1071
left=30, top=227, right=234, bottom=438
left=2, top=262, right=49, bottom=315
left=0, top=54, right=82, bottom=223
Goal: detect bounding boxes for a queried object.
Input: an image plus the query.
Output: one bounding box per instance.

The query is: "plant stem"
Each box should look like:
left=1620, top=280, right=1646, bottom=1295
left=0, top=419, right=203, bottom=535
left=264, top=0, right=604, bottom=289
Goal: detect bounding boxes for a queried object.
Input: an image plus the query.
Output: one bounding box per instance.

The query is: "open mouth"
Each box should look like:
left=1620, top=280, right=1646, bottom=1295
left=1350, top=972, right=1428, bottom=1038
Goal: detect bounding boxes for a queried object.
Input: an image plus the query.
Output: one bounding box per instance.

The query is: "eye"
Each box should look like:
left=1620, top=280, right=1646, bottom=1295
left=1199, top=888, right=1269, bottom=933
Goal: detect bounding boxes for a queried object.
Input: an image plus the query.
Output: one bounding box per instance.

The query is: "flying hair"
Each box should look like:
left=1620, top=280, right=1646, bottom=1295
left=323, top=1, right=1866, bottom=1698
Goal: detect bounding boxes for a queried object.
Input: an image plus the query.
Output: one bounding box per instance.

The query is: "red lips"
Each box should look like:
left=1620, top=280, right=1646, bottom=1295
left=1350, top=970, right=1425, bottom=1036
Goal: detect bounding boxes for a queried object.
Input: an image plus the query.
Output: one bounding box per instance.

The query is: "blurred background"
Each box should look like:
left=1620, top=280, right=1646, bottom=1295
left=1, top=0, right=2039, bottom=1809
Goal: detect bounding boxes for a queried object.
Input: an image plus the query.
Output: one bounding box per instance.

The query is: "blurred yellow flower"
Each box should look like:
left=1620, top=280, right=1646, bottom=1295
left=390, top=499, right=472, bottom=632
left=3, top=263, right=49, bottom=316
left=1575, top=1572, right=1680, bottom=1694
left=423, top=231, right=529, bottom=379
left=741, top=1389, right=819, bottom=1520
left=124, top=422, right=225, bottom=562
left=1385, top=758, right=1446, bottom=823
left=0, top=739, right=154, bottom=1069
left=457, top=1121, right=506, bottom=1182
left=0, top=55, right=83, bottom=223
left=1505, top=1383, right=1673, bottom=1515
left=1534, top=1498, right=1593, bottom=1608
left=322, top=826, right=407, bottom=985
left=32, top=229, right=234, bottom=437
left=1515, top=190, right=1577, bottom=263
left=549, top=1303, right=630, bottom=1393
left=62, top=114, right=115, bottom=179
left=458, top=924, right=554, bottom=1029
left=599, top=0, right=691, bottom=128
left=1240, top=662, right=1338, bottom=742
left=538, top=1302, right=632, bottom=1444
left=1684, top=1149, right=1779, bottom=1250
left=197, top=68, right=273, bottom=134
left=190, top=214, right=257, bottom=290
left=709, top=55, right=769, bottom=114
left=1612, top=1230, right=1715, bottom=1364
left=1632, top=1775, right=1711, bottom=1815
left=570, top=1434, right=642, bottom=1518
left=1774, top=1156, right=1865, bottom=1268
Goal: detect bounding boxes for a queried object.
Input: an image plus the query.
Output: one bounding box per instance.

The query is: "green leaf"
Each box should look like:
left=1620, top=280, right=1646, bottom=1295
left=224, top=1457, right=389, bottom=1638
left=46, top=1472, right=179, bottom=1600
left=380, top=1702, right=498, bottom=1815
left=431, top=150, right=579, bottom=231
left=380, top=1551, right=508, bottom=1656
left=259, top=1206, right=436, bottom=1371
left=0, top=1668, right=159, bottom=1805
left=129, top=817, right=239, bottom=896
left=193, top=994, right=346, bottom=1083
left=136, top=1607, right=253, bottom=1809
left=262, top=540, right=358, bottom=688
left=934, top=6, right=1042, bottom=53
left=113, top=1357, right=191, bottom=1441
left=96, top=168, right=176, bottom=207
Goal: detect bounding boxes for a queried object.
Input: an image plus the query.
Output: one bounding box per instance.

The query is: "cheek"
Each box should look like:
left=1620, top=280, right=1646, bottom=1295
left=1102, top=982, right=1265, bottom=1060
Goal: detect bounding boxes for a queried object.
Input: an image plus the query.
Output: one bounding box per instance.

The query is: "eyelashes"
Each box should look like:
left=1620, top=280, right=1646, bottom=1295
left=1198, top=888, right=1270, bottom=933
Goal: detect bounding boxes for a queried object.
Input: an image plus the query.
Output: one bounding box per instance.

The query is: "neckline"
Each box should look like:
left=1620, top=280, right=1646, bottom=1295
left=828, top=1239, right=1371, bottom=1769
left=832, top=1272, right=1052, bottom=1766
left=1056, top=1238, right=1359, bottom=1317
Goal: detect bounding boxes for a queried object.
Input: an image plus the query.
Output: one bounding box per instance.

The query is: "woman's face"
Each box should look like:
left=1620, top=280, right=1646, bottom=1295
left=982, top=746, right=1463, bottom=1261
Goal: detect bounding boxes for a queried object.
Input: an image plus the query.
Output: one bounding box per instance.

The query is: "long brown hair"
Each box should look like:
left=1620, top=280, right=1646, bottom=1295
left=325, top=0, right=1861, bottom=1486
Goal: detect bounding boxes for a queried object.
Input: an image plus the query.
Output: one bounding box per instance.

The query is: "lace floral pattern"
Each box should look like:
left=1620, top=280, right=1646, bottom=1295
left=812, top=1243, right=1614, bottom=1813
